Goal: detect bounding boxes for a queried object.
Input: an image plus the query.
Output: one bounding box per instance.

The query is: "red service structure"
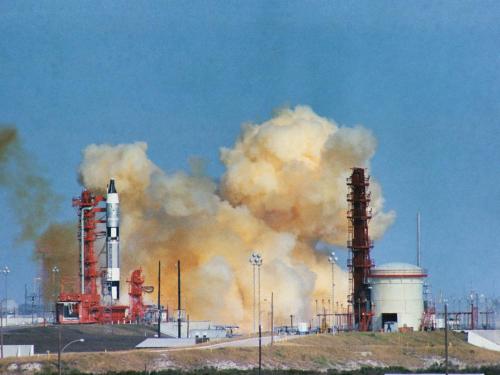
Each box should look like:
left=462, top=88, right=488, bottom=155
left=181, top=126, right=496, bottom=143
left=56, top=180, right=148, bottom=324
left=347, top=168, right=374, bottom=332
left=128, top=268, right=154, bottom=322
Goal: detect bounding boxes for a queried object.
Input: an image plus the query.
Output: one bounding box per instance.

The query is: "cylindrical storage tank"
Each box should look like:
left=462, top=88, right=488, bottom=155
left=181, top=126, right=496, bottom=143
left=369, top=263, right=427, bottom=332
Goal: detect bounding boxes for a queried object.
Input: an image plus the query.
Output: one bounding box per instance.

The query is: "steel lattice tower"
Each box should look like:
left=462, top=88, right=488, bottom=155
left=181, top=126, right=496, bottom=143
left=347, top=168, right=373, bottom=331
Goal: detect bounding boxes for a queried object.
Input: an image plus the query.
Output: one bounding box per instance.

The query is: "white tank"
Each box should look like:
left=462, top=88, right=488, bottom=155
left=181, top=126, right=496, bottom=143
left=369, top=262, right=426, bottom=332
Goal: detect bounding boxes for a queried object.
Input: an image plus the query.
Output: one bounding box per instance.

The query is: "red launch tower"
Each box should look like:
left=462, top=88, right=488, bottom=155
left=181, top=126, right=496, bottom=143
left=56, top=187, right=143, bottom=324
left=347, top=168, right=373, bottom=331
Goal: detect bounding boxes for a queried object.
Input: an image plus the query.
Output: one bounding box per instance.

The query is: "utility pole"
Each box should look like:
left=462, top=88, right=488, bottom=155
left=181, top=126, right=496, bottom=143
left=157, top=261, right=161, bottom=338
left=258, top=324, right=262, bottom=375
left=253, top=264, right=256, bottom=333
left=31, top=295, right=34, bottom=324
left=270, top=292, right=274, bottom=346
left=24, top=284, right=27, bottom=314
left=177, top=260, right=181, bottom=339
left=2, top=267, right=9, bottom=324
left=249, top=252, right=262, bottom=334
left=57, top=326, right=61, bottom=375
left=445, top=303, right=449, bottom=375
left=58, top=330, right=84, bottom=375
left=258, top=262, right=261, bottom=331
left=328, top=252, right=338, bottom=332
left=1, top=301, right=3, bottom=359
left=417, top=212, right=421, bottom=267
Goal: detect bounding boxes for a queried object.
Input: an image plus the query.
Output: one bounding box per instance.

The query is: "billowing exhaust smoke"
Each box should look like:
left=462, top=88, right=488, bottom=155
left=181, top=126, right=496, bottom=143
left=40, top=106, right=395, bottom=330
left=0, top=127, right=54, bottom=242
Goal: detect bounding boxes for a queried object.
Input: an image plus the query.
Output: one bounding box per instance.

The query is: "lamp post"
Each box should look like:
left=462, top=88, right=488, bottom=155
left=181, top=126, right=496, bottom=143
left=33, top=277, right=41, bottom=320
left=479, top=294, right=485, bottom=328
left=52, top=266, right=60, bottom=299
left=1, top=267, right=10, bottom=325
left=328, top=252, right=338, bottom=331
left=444, top=302, right=448, bottom=375
left=469, top=292, right=475, bottom=330
left=249, top=252, right=263, bottom=333
left=58, top=331, right=84, bottom=375
left=52, top=266, right=60, bottom=324
left=0, top=266, right=6, bottom=360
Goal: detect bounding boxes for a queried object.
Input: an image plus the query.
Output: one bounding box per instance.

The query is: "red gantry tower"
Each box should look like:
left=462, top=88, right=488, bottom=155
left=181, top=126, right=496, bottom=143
left=56, top=186, right=129, bottom=324
left=347, top=168, right=374, bottom=331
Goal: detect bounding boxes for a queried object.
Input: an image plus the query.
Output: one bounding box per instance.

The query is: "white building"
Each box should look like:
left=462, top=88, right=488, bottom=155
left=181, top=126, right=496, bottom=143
left=160, top=320, right=229, bottom=339
left=1, top=345, right=34, bottom=358
left=370, top=262, right=426, bottom=332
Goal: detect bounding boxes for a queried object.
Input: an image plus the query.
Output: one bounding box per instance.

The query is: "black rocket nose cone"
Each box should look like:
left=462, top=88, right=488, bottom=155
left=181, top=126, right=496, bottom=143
left=108, top=179, right=117, bottom=194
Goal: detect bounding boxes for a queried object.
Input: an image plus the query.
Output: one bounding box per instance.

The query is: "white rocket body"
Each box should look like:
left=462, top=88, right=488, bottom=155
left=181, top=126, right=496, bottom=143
left=106, top=179, right=120, bottom=300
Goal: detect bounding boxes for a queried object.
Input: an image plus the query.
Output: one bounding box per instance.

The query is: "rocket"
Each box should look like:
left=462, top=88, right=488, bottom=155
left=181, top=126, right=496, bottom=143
left=106, top=178, right=120, bottom=300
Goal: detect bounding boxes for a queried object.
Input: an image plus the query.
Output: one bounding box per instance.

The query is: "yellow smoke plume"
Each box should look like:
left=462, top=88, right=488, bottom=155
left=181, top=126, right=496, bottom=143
left=56, top=106, right=396, bottom=331
left=0, top=126, right=55, bottom=242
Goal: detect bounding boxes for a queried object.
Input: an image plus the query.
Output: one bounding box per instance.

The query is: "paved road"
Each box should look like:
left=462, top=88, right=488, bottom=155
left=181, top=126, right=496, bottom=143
left=198, top=334, right=302, bottom=349
left=138, top=334, right=307, bottom=351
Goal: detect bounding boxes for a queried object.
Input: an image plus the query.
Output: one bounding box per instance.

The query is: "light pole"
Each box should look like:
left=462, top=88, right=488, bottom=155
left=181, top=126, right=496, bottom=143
left=0, top=267, right=6, bottom=360
left=328, top=252, right=338, bottom=331
left=263, top=292, right=275, bottom=338
left=270, top=292, right=274, bottom=345
left=52, top=266, right=60, bottom=299
left=479, top=294, right=485, bottom=328
left=249, top=252, right=263, bottom=333
left=58, top=330, right=84, bottom=375
left=444, top=302, right=448, bottom=375
left=52, top=266, right=60, bottom=324
left=469, top=292, right=475, bottom=330
left=1, top=267, right=10, bottom=325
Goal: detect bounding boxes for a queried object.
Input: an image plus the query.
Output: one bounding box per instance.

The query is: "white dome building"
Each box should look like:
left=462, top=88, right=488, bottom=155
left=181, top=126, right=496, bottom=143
left=370, top=262, right=427, bottom=332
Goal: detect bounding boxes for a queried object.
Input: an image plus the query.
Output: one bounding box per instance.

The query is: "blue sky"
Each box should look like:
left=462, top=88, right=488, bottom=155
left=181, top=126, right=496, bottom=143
left=0, top=1, right=499, bottom=303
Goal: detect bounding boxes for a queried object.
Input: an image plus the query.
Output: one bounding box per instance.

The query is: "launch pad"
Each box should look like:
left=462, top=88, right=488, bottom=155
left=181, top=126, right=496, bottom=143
left=56, top=180, right=149, bottom=324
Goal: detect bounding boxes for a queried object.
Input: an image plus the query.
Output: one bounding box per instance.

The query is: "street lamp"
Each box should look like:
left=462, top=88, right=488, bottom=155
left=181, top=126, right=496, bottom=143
left=328, top=252, right=338, bottom=330
left=58, top=334, right=84, bottom=375
left=1, top=267, right=10, bottom=323
left=249, top=252, right=263, bottom=333
left=0, top=266, right=7, bottom=360
left=52, top=266, right=60, bottom=298
left=469, top=292, right=476, bottom=330
left=52, top=266, right=60, bottom=323
left=444, top=301, right=449, bottom=375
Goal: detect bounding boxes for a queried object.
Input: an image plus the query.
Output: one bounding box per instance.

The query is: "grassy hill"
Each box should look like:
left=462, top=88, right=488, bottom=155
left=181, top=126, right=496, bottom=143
left=2, top=331, right=500, bottom=373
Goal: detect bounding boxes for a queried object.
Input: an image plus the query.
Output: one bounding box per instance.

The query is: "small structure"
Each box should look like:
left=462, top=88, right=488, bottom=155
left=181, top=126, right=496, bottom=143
left=1, top=345, right=34, bottom=358
left=160, top=320, right=230, bottom=339
left=369, top=262, right=426, bottom=332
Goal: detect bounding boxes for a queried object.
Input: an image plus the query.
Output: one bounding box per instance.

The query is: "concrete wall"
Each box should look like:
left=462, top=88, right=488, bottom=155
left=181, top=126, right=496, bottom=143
left=0, top=316, right=45, bottom=326
left=1, top=345, right=34, bottom=358
left=467, top=330, right=500, bottom=351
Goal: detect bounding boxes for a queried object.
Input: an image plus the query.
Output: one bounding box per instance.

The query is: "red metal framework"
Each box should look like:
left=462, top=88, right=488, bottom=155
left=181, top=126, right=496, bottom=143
left=75, top=189, right=105, bottom=302
left=347, top=168, right=373, bottom=331
left=128, top=268, right=146, bottom=322
left=57, top=189, right=128, bottom=324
